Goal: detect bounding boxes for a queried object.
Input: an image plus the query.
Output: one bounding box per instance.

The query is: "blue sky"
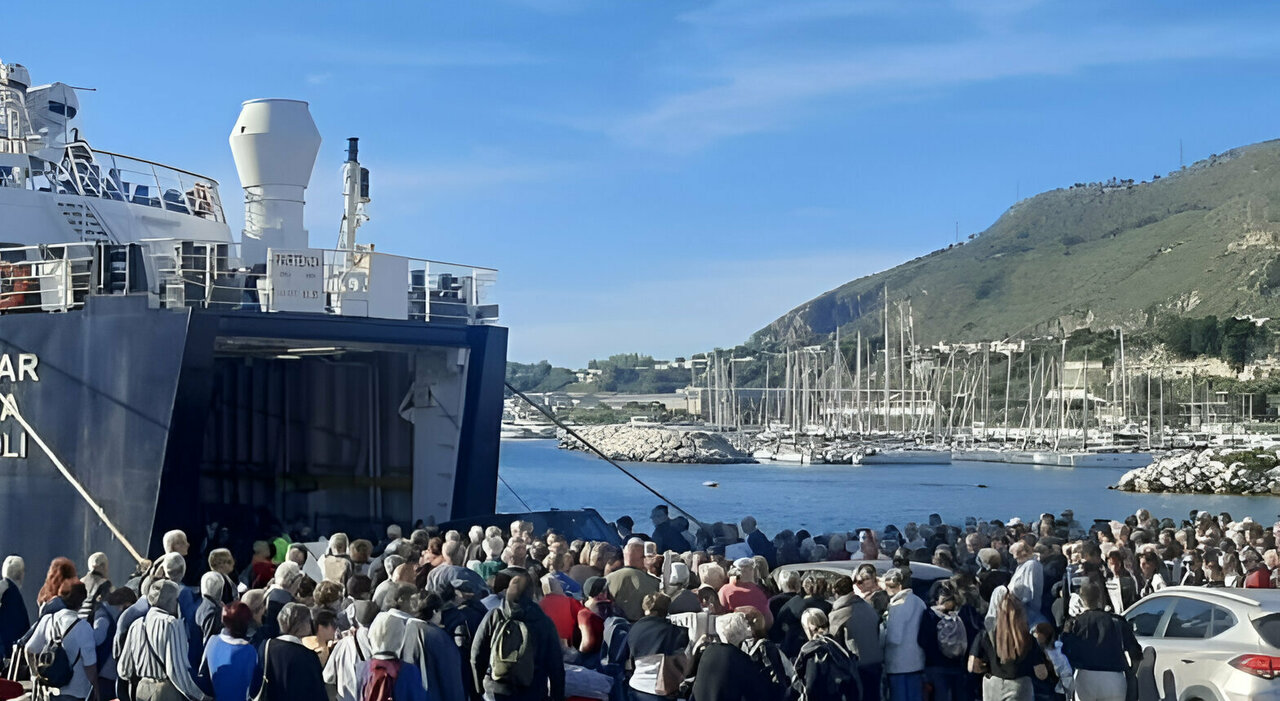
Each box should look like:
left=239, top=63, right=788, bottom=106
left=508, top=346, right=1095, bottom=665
left=9, top=1, right=1280, bottom=367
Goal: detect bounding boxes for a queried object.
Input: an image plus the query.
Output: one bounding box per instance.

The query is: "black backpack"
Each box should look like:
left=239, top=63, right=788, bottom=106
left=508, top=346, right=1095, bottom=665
left=793, top=634, right=861, bottom=701
left=35, top=616, right=82, bottom=688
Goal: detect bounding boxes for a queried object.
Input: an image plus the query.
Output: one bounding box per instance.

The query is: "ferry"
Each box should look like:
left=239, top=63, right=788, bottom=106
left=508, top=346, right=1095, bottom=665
left=0, top=60, right=507, bottom=585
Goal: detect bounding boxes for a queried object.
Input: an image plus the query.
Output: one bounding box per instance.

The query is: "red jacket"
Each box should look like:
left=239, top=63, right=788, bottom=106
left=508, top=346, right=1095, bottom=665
left=1245, top=567, right=1274, bottom=589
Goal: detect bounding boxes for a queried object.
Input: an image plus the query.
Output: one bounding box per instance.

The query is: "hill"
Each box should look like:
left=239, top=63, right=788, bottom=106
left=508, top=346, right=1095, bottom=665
left=753, top=140, right=1280, bottom=347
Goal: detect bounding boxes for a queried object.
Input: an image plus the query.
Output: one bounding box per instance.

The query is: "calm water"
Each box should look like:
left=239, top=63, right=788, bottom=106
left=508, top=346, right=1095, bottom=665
left=496, top=439, right=1280, bottom=535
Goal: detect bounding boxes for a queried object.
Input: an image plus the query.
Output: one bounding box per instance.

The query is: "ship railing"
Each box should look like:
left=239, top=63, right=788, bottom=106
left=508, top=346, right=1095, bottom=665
left=142, top=239, right=499, bottom=325
left=0, top=142, right=226, bottom=223
left=0, top=242, right=102, bottom=313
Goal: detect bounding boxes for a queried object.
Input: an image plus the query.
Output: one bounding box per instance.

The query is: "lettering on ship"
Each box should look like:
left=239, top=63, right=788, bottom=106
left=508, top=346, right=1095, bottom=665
left=0, top=353, right=38, bottom=459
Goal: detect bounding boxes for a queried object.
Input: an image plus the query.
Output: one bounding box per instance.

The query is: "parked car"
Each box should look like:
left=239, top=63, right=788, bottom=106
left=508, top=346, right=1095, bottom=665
left=771, top=559, right=953, bottom=602
left=1123, top=585, right=1280, bottom=700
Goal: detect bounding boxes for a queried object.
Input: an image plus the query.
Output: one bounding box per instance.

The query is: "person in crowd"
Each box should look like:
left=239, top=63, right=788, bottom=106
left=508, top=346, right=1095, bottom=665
left=686, top=611, right=767, bottom=701
left=775, top=574, right=830, bottom=657
left=1243, top=549, right=1273, bottom=588
left=977, top=548, right=1012, bottom=603
left=767, top=569, right=800, bottom=621
left=324, top=600, right=377, bottom=701
left=321, top=533, right=354, bottom=586
left=792, top=608, right=861, bottom=701
left=1010, top=543, right=1044, bottom=617
left=37, top=556, right=78, bottom=616
left=207, top=548, right=237, bottom=605
left=401, top=591, right=466, bottom=701
left=80, top=552, right=111, bottom=618
left=854, top=563, right=890, bottom=618
left=650, top=506, right=687, bottom=555
left=967, top=596, right=1048, bottom=701
left=93, top=585, right=136, bottom=700
left=576, top=576, right=615, bottom=660
left=662, top=561, right=701, bottom=615
left=918, top=582, right=977, bottom=701
left=0, top=556, right=28, bottom=654
left=882, top=568, right=925, bottom=701
left=470, top=572, right=565, bottom=701
left=1104, top=550, right=1139, bottom=614
left=357, top=613, right=428, bottom=701
left=606, top=541, right=661, bottom=622
left=117, top=580, right=208, bottom=701
left=302, top=608, right=337, bottom=665
left=829, top=575, right=883, bottom=701
left=261, top=561, right=304, bottom=640
left=258, top=602, right=327, bottom=700
left=738, top=606, right=790, bottom=701
left=196, top=571, right=228, bottom=644
left=199, top=602, right=261, bottom=701
left=1032, top=622, right=1073, bottom=701
left=718, top=559, right=773, bottom=629
left=25, top=580, right=97, bottom=701
left=1136, top=552, right=1166, bottom=597
left=741, top=517, right=777, bottom=567
left=538, top=574, right=583, bottom=644
left=1061, top=580, right=1142, bottom=701
left=626, top=592, right=690, bottom=701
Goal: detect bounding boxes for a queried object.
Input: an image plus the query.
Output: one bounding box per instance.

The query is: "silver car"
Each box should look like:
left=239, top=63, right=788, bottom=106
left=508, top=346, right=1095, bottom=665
left=1123, top=586, right=1280, bottom=700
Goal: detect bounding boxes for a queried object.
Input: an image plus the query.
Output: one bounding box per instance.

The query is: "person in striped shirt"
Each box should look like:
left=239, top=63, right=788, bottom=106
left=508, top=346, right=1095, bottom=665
left=117, top=579, right=209, bottom=701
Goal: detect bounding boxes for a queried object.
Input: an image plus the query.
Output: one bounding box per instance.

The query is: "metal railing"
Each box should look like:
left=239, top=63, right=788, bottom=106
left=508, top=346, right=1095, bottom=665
left=0, top=243, right=100, bottom=313
left=0, top=239, right=499, bottom=325
left=145, top=240, right=499, bottom=324
left=0, top=142, right=225, bottom=223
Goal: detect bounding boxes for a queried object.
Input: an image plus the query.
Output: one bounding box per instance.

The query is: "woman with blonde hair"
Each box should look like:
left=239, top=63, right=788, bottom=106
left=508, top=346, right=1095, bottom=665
left=967, top=596, right=1047, bottom=700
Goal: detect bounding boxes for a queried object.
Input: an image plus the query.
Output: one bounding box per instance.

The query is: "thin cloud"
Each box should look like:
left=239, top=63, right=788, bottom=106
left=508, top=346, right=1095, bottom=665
left=506, top=250, right=905, bottom=365
left=375, top=160, right=579, bottom=192
left=609, top=21, right=1275, bottom=152
left=271, top=35, right=541, bottom=68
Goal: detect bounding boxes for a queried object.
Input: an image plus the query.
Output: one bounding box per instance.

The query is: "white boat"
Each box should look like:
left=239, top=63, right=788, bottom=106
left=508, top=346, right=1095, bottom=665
left=1059, top=451, right=1153, bottom=469
left=856, top=449, right=952, bottom=465
left=751, top=448, right=776, bottom=460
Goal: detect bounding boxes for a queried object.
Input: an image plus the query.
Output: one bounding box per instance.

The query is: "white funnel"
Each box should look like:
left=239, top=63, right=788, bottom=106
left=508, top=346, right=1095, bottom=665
left=229, top=98, right=321, bottom=266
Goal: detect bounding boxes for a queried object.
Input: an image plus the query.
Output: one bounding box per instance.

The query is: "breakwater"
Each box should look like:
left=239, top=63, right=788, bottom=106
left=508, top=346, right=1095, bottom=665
left=1114, top=447, right=1280, bottom=495
left=557, top=425, right=754, bottom=464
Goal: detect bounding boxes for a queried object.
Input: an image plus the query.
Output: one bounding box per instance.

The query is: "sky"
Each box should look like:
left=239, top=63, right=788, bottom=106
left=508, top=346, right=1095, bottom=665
left=8, top=1, right=1280, bottom=367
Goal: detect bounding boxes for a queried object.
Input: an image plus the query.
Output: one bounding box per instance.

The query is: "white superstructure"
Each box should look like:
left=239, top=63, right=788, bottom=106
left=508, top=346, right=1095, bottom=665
left=0, top=60, right=233, bottom=248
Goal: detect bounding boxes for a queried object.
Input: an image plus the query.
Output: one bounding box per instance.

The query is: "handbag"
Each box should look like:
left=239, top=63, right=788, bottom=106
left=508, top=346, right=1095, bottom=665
left=653, top=652, right=689, bottom=697
left=252, top=640, right=271, bottom=701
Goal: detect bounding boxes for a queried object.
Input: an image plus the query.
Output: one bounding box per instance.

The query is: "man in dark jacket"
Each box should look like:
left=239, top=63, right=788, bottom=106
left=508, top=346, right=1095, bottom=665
left=829, top=576, right=884, bottom=701
left=470, top=573, right=566, bottom=701
left=688, top=612, right=767, bottom=701
left=742, top=517, right=777, bottom=569
left=195, top=572, right=226, bottom=644
left=0, top=556, right=28, bottom=655
left=1061, top=580, right=1143, bottom=701
left=774, top=576, right=831, bottom=658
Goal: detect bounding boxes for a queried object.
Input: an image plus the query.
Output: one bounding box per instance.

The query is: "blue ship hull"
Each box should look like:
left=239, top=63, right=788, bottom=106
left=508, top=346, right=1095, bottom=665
left=0, top=294, right=506, bottom=600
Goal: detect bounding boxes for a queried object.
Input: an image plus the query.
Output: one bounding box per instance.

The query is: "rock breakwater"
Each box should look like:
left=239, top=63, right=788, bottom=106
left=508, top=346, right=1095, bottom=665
left=558, top=425, right=754, bottom=464
left=1114, top=447, right=1280, bottom=495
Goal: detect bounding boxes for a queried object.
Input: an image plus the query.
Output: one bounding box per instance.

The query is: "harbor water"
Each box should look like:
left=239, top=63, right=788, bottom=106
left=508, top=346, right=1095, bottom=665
left=496, top=439, right=1280, bottom=536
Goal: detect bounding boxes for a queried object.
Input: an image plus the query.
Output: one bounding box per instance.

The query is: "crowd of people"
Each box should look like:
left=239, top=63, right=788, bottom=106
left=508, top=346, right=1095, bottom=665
left=0, top=503, right=1273, bottom=701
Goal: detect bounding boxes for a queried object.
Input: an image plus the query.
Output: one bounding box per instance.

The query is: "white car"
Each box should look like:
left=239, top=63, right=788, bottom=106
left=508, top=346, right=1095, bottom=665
left=1123, top=586, right=1280, bottom=700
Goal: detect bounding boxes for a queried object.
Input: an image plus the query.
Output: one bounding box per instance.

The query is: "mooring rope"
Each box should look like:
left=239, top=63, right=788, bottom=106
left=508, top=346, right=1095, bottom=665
left=504, top=382, right=705, bottom=529
left=0, top=393, right=145, bottom=563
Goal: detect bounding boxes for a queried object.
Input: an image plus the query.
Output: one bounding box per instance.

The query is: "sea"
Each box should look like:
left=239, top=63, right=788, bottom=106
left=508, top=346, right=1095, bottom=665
left=495, top=439, right=1280, bottom=536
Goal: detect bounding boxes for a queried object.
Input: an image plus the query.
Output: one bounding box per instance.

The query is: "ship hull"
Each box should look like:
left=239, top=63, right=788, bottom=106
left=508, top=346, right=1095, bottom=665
left=0, top=294, right=506, bottom=612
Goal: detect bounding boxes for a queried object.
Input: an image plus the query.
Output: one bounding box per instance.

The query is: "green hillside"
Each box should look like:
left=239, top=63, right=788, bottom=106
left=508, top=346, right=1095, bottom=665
left=753, top=140, right=1280, bottom=346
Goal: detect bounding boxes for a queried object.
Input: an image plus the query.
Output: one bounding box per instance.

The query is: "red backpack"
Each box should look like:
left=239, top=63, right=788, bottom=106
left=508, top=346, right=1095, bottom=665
left=362, top=659, right=402, bottom=701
